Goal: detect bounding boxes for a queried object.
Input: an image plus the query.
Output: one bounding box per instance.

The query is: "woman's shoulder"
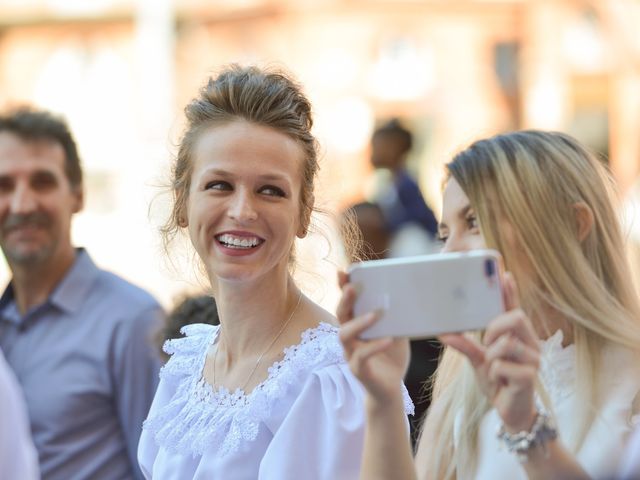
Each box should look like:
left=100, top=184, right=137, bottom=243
left=160, top=323, right=219, bottom=380
left=264, top=321, right=345, bottom=385
left=273, top=321, right=414, bottom=418
left=597, top=344, right=640, bottom=414
left=282, top=303, right=345, bottom=369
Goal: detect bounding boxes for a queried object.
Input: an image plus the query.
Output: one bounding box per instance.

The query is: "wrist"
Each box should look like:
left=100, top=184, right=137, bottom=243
left=503, top=407, right=538, bottom=434
left=497, top=405, right=558, bottom=463
left=365, top=387, right=405, bottom=414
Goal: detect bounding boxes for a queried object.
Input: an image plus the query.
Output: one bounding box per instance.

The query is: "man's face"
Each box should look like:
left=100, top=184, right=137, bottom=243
left=0, top=132, right=82, bottom=267
left=370, top=133, right=406, bottom=170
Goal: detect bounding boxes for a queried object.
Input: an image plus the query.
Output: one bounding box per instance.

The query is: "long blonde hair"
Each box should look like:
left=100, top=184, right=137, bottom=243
left=422, top=130, right=640, bottom=478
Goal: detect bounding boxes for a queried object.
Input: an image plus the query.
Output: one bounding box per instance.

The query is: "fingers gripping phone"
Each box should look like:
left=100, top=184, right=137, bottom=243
left=348, top=250, right=504, bottom=340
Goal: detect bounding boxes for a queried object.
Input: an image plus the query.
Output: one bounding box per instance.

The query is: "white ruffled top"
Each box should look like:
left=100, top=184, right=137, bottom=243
left=138, top=322, right=413, bottom=479
left=470, top=330, right=640, bottom=479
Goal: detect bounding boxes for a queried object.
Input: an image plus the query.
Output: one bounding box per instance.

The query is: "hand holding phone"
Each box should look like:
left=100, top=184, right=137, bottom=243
left=348, top=250, right=504, bottom=339
left=337, top=271, right=412, bottom=405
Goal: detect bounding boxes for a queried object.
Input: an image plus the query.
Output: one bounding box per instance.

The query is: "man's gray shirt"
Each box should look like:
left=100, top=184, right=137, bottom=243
left=0, top=249, right=164, bottom=480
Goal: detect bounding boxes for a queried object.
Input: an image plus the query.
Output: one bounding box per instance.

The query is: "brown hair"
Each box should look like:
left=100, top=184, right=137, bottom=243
left=0, top=107, right=83, bottom=189
left=162, top=65, right=319, bottom=251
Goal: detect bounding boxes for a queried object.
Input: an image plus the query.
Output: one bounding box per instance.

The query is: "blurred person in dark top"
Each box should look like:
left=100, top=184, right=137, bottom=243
left=341, top=200, right=441, bottom=445
left=368, top=119, right=441, bottom=442
left=0, top=108, right=164, bottom=480
left=341, top=202, right=390, bottom=262
left=370, top=118, right=438, bottom=240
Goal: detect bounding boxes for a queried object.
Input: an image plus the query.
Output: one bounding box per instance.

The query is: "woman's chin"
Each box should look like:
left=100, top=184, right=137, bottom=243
left=209, top=265, right=263, bottom=285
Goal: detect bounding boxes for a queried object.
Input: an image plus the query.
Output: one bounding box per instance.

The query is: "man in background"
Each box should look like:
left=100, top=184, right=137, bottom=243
left=370, top=118, right=438, bottom=244
left=0, top=108, right=163, bottom=479
left=366, top=119, right=441, bottom=442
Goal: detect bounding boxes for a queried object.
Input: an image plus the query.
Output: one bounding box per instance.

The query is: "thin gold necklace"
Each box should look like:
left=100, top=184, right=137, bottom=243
left=212, top=290, right=303, bottom=393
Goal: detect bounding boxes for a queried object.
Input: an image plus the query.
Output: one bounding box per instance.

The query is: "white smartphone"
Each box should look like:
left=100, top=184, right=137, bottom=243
left=348, top=249, right=504, bottom=339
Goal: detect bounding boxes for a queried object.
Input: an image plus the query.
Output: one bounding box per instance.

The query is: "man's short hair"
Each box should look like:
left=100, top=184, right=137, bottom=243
left=0, top=107, right=83, bottom=188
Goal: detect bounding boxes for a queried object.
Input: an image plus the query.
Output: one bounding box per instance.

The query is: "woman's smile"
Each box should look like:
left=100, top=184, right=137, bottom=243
left=214, top=231, right=266, bottom=256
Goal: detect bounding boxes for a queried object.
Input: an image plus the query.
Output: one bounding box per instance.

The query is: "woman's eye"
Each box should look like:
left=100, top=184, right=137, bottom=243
left=436, top=233, right=448, bottom=244
left=466, top=215, right=479, bottom=230
left=260, top=185, right=286, bottom=197
left=205, top=181, right=231, bottom=191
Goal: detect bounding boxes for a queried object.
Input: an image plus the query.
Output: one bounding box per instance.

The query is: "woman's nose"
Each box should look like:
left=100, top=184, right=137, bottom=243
left=226, top=191, right=258, bottom=222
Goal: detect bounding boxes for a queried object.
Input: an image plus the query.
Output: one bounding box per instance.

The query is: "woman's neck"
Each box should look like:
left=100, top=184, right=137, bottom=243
left=213, top=274, right=300, bottom=362
left=530, top=305, right=574, bottom=347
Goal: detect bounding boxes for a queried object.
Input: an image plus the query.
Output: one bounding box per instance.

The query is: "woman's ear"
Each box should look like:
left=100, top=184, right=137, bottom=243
left=174, top=186, right=191, bottom=227
left=177, top=203, right=189, bottom=228
left=573, top=202, right=594, bottom=242
left=297, top=211, right=310, bottom=238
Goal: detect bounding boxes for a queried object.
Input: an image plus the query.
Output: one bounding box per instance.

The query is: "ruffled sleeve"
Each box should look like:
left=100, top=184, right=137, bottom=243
left=138, top=371, right=175, bottom=479
left=258, top=362, right=414, bottom=480
left=258, top=363, right=366, bottom=479
left=620, top=427, right=640, bottom=479
left=576, top=347, right=640, bottom=478
left=138, top=324, right=217, bottom=479
left=160, top=324, right=217, bottom=382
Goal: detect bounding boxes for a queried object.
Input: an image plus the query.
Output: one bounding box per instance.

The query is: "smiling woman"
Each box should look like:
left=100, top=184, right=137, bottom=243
left=185, top=121, right=307, bottom=285
left=138, top=65, right=408, bottom=479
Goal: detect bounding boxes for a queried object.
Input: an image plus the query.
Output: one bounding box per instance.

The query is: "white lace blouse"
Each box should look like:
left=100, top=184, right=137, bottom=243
left=467, top=330, right=640, bottom=479
left=138, top=322, right=414, bottom=479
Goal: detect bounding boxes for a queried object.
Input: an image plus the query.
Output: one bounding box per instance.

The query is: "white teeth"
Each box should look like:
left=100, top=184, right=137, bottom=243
left=218, top=233, right=261, bottom=248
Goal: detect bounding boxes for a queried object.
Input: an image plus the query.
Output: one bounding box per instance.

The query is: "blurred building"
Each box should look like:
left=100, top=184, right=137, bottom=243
left=0, top=0, right=638, bottom=308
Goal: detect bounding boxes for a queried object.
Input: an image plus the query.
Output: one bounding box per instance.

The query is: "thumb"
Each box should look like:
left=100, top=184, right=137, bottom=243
left=337, top=270, right=349, bottom=289
left=502, top=271, right=521, bottom=311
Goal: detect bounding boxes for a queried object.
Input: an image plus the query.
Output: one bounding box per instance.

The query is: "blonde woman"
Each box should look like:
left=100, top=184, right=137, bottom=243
left=338, top=130, right=640, bottom=479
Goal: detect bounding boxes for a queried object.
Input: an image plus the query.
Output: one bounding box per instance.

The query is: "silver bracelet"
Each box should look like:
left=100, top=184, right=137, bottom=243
left=496, top=407, right=558, bottom=462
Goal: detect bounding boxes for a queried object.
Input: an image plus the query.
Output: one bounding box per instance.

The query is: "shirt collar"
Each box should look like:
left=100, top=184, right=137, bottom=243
left=0, top=248, right=100, bottom=317
left=0, top=285, right=20, bottom=325
left=49, top=248, right=100, bottom=313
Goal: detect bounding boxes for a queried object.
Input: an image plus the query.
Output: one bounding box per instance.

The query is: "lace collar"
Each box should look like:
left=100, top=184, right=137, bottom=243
left=538, top=329, right=576, bottom=405
left=143, top=322, right=348, bottom=457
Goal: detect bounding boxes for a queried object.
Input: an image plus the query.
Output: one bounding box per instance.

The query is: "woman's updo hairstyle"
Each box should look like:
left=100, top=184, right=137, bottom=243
left=162, top=64, right=319, bottom=249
